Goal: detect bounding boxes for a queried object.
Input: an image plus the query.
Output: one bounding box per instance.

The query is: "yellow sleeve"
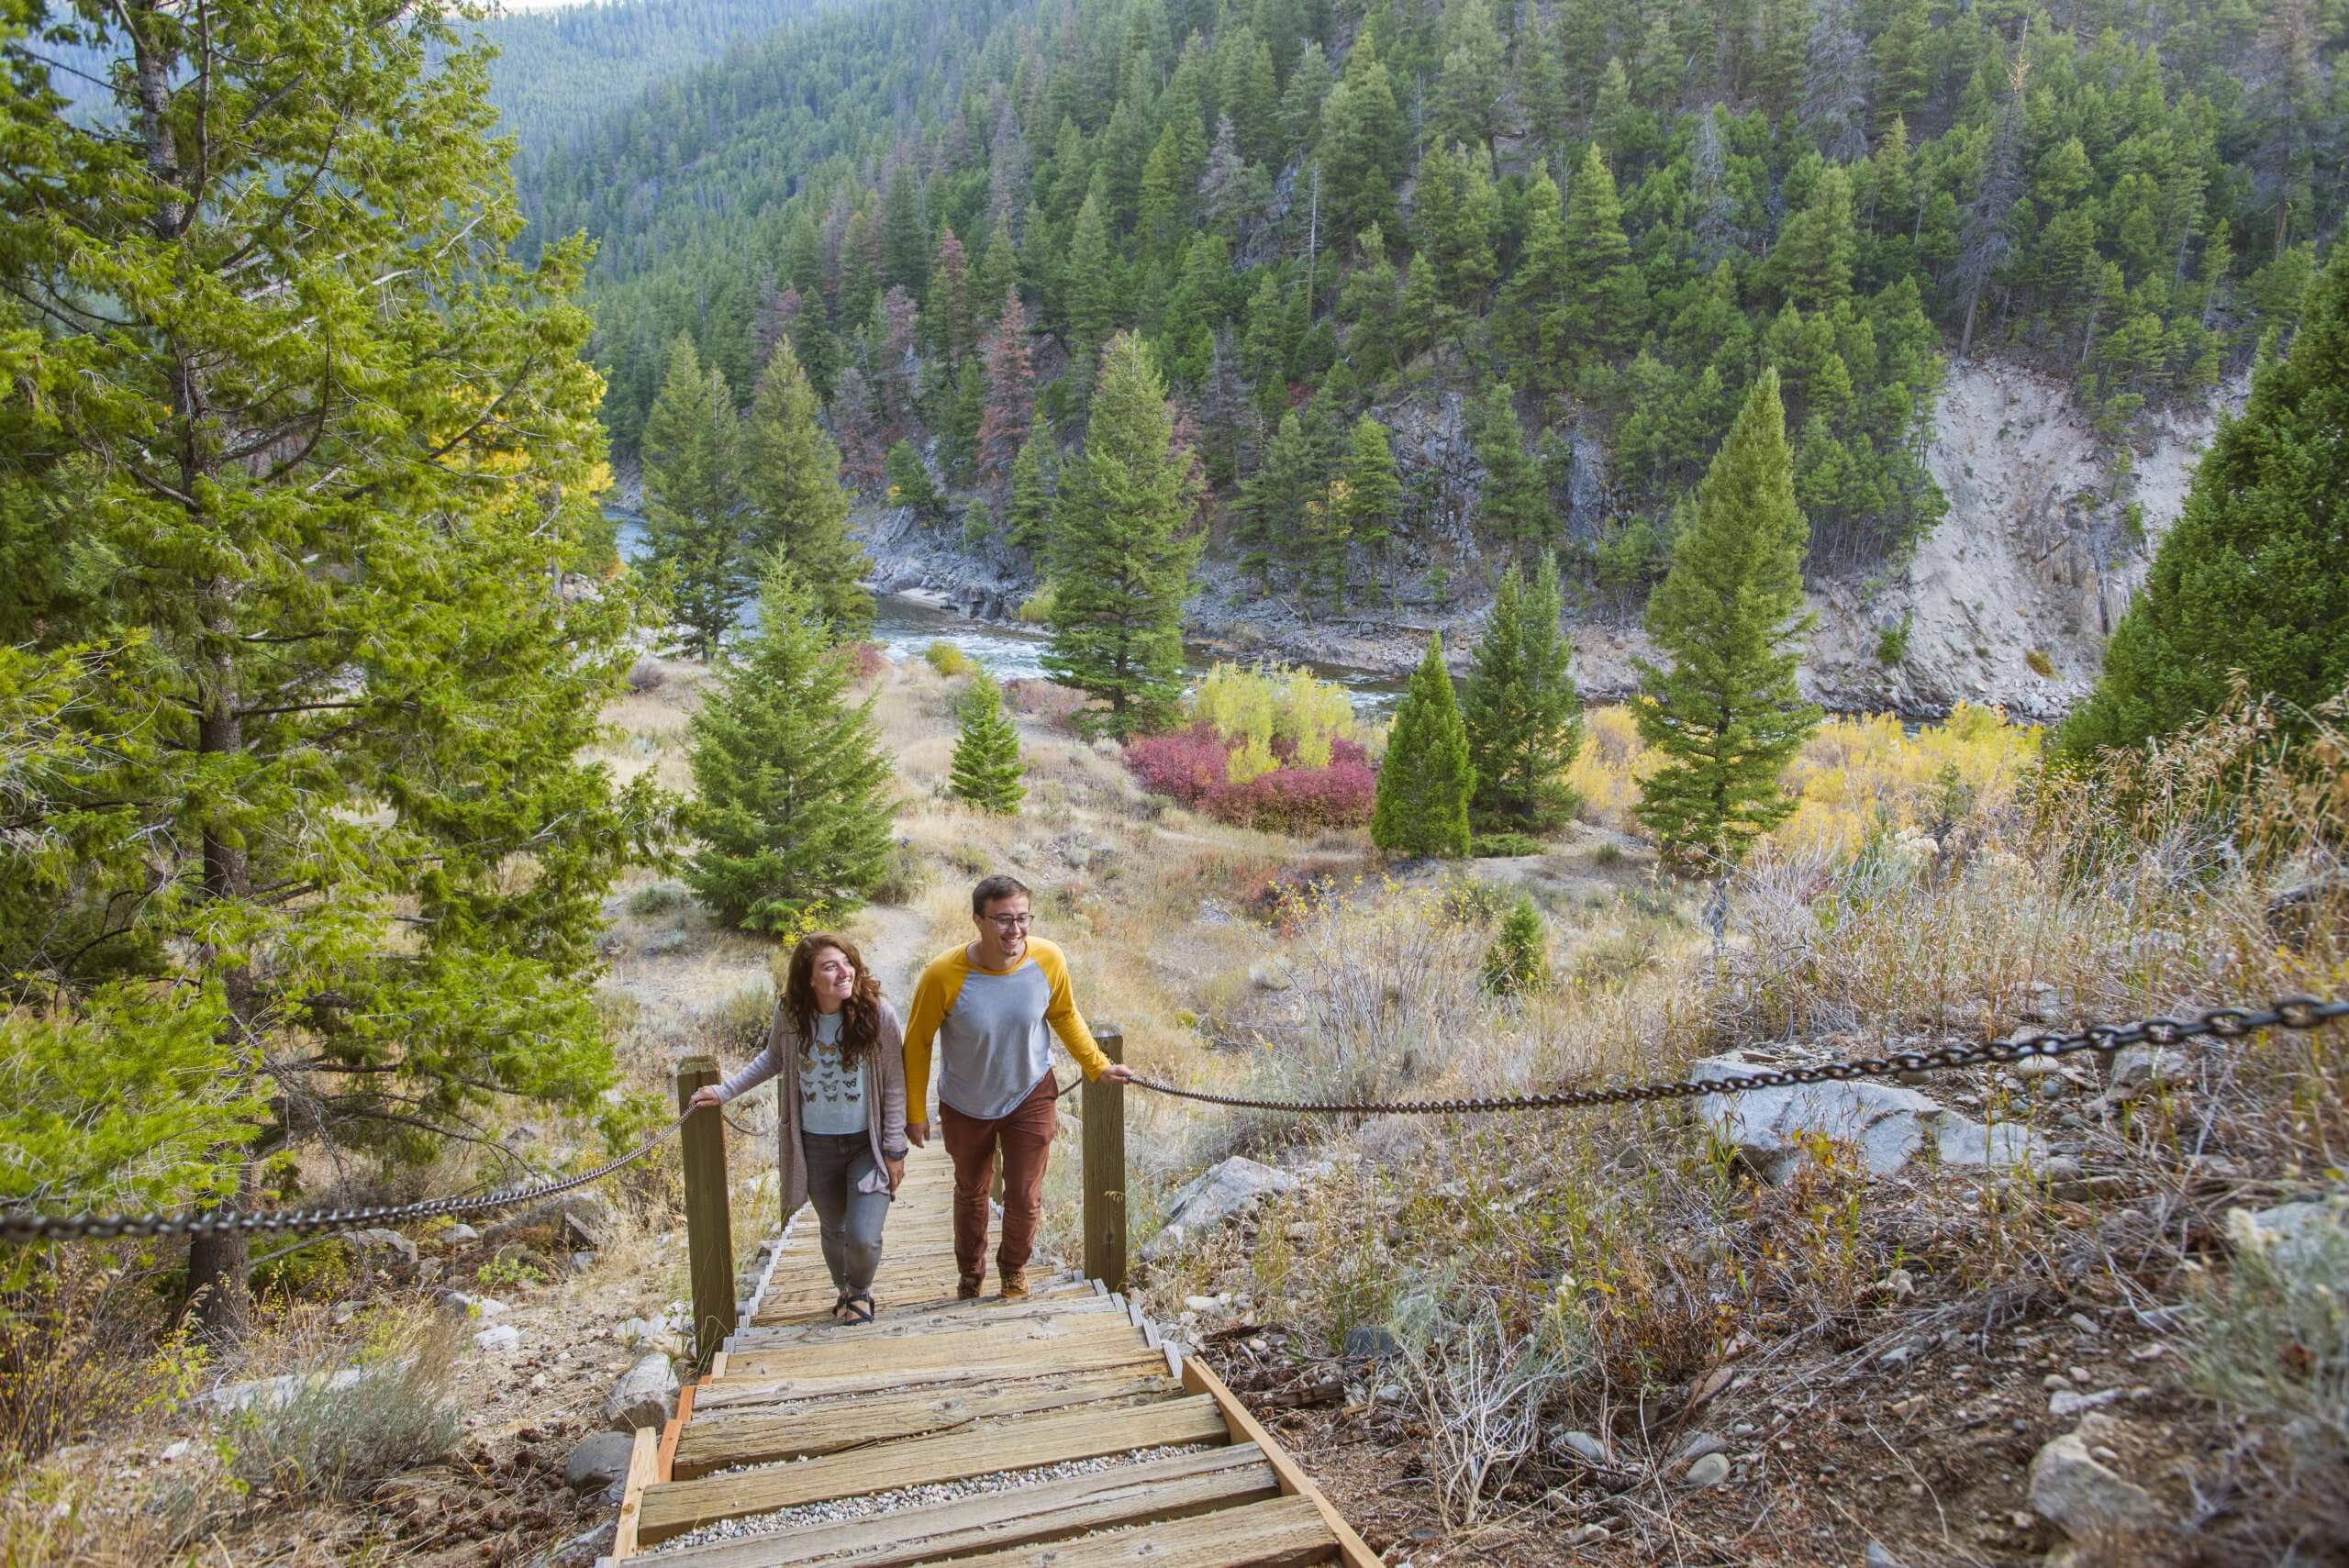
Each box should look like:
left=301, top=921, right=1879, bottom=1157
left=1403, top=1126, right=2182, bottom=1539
left=1034, top=941, right=1110, bottom=1080
left=901, top=950, right=963, bottom=1120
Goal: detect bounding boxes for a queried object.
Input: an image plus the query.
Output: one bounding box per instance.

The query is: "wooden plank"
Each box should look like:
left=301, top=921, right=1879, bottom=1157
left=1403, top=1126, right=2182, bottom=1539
left=1182, top=1359, right=1381, bottom=1568
left=694, top=1340, right=1171, bottom=1412
left=608, top=1424, right=662, bottom=1561
left=636, top=1394, right=1231, bottom=1545
left=723, top=1312, right=1141, bottom=1380
left=944, top=1495, right=1337, bottom=1568
left=1082, top=1026, right=1127, bottom=1293
left=657, top=1381, right=697, bottom=1481
left=677, top=1056, right=737, bottom=1366
left=674, top=1364, right=1185, bottom=1475
left=628, top=1445, right=1282, bottom=1568
left=730, top=1290, right=1108, bottom=1349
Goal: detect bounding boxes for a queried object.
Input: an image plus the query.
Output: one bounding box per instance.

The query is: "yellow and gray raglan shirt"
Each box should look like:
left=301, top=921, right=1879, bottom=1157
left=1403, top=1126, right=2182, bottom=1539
left=902, top=937, right=1110, bottom=1121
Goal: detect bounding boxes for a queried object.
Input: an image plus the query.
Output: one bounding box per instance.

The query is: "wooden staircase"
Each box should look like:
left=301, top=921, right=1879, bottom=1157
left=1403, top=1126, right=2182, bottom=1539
left=605, top=1148, right=1377, bottom=1568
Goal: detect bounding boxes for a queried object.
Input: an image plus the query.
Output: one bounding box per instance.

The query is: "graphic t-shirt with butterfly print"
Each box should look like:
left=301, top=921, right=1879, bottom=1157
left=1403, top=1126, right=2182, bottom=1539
left=796, top=1010, right=869, bottom=1136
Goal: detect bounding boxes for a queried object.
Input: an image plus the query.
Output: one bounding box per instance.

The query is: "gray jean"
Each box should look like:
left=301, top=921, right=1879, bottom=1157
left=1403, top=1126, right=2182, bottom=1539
left=801, top=1131, right=893, bottom=1296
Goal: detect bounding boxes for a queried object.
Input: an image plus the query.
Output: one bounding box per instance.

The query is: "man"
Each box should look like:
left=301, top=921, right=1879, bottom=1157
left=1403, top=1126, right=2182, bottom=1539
left=903, top=874, right=1133, bottom=1299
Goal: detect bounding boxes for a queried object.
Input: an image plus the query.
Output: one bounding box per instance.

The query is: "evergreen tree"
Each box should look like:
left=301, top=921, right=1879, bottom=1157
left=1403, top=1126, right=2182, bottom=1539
left=950, top=673, right=1028, bottom=814
left=1471, top=383, right=1553, bottom=553
left=641, top=335, right=748, bottom=657
left=1043, top=335, right=1206, bottom=737
left=1564, top=144, right=1646, bottom=366
left=1317, top=31, right=1403, bottom=243
left=1007, top=427, right=1057, bottom=554
left=1331, top=416, right=1404, bottom=600
left=1504, top=169, right=1574, bottom=394
left=686, top=560, right=896, bottom=930
left=885, top=439, right=944, bottom=520
left=0, top=0, right=657, bottom=1334
left=2058, top=245, right=2349, bottom=759
left=977, top=287, right=1037, bottom=494
left=1633, top=368, right=1822, bottom=864
left=1371, top=633, right=1475, bottom=858
left=1481, top=895, right=1550, bottom=995
left=743, top=339, right=872, bottom=639
left=1463, top=554, right=1583, bottom=833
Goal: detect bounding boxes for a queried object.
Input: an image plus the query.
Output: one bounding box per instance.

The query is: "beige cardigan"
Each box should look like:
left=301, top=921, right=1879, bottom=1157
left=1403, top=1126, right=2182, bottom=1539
left=716, top=998, right=908, bottom=1211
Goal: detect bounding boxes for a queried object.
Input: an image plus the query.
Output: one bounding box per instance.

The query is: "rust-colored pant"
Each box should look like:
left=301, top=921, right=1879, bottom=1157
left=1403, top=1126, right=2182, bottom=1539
left=941, top=1073, right=1059, bottom=1284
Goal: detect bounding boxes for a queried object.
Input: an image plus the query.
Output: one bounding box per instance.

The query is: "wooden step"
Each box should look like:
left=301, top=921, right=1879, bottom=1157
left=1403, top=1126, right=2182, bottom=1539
left=729, top=1289, right=1107, bottom=1349
left=674, top=1364, right=1186, bottom=1475
left=695, top=1340, right=1170, bottom=1412
left=945, top=1495, right=1339, bottom=1568
left=747, top=1281, right=1083, bottom=1330
left=636, top=1394, right=1232, bottom=1546
left=628, top=1444, right=1282, bottom=1568
left=723, top=1312, right=1142, bottom=1380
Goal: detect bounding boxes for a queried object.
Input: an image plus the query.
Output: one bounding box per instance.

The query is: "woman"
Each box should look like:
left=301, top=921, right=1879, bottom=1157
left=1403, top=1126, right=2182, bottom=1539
left=691, top=933, right=907, bottom=1324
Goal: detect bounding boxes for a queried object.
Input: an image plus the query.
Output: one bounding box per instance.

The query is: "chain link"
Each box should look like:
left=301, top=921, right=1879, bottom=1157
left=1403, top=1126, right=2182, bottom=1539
left=0, top=1112, right=692, bottom=1246
left=1124, top=997, right=2348, bottom=1118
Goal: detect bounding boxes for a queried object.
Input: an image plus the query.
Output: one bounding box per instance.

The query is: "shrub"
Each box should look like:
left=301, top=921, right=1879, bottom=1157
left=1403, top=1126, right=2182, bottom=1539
left=626, top=881, right=695, bottom=917
left=1480, top=895, right=1549, bottom=995
left=1124, top=727, right=1233, bottom=806
left=845, top=641, right=889, bottom=681
left=625, top=658, right=665, bottom=693
left=872, top=837, right=930, bottom=904
left=1003, top=677, right=1091, bottom=728
left=1471, top=831, right=1545, bottom=858
left=217, top=1309, right=462, bottom=1501
left=473, top=1251, right=549, bottom=1291
left=924, top=639, right=974, bottom=677
left=1875, top=616, right=1912, bottom=666
left=1203, top=752, right=1375, bottom=832
left=2025, top=647, right=2054, bottom=677
left=250, top=1238, right=353, bottom=1300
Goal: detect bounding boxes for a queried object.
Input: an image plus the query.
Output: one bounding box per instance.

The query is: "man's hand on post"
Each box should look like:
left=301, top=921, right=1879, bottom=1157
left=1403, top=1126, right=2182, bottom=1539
left=1102, top=1063, right=1134, bottom=1084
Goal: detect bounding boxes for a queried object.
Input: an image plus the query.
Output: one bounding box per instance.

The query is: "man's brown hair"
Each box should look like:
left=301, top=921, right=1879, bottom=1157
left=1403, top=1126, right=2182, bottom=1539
left=971, top=873, right=1032, bottom=917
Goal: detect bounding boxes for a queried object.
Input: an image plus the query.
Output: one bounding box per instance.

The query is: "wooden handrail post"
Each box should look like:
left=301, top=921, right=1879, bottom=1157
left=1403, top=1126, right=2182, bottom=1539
left=1082, top=1025, right=1126, bottom=1293
left=674, top=1054, right=736, bottom=1367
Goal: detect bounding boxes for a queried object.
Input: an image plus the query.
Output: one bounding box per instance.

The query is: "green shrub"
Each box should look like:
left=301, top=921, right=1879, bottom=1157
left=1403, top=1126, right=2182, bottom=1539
left=626, top=881, right=695, bottom=917
left=872, top=838, right=930, bottom=905
left=2025, top=647, right=2054, bottom=677
left=250, top=1239, right=353, bottom=1300
left=1875, top=616, right=1912, bottom=666
left=924, top=640, right=974, bottom=677
left=1471, top=831, right=1545, bottom=858
left=1480, top=895, right=1550, bottom=995
left=1592, top=841, right=1625, bottom=869
left=473, top=1251, right=550, bottom=1291
left=1440, top=877, right=1510, bottom=926
left=218, top=1310, right=462, bottom=1501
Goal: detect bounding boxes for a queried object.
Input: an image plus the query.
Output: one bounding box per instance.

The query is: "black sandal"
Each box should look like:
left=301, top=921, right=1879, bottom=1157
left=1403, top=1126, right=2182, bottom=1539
left=837, top=1292, right=874, bottom=1324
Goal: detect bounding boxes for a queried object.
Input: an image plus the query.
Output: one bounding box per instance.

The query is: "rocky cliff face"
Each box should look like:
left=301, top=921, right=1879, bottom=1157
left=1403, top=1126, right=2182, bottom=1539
left=849, top=363, right=2242, bottom=721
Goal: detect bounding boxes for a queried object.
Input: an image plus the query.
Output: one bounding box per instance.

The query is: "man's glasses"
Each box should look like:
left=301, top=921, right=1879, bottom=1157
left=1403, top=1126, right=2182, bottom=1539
left=985, top=913, right=1033, bottom=930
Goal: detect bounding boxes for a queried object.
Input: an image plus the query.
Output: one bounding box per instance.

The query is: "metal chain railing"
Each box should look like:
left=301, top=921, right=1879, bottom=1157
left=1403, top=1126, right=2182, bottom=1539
left=1123, top=997, right=2349, bottom=1117
left=0, top=1111, right=692, bottom=1245
left=6, top=998, right=2341, bottom=1246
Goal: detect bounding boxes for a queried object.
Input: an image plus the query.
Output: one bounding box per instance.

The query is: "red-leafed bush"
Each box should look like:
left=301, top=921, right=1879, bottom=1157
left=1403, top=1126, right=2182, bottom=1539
left=1123, top=726, right=1231, bottom=804
left=844, top=641, right=889, bottom=681
left=1123, top=728, right=1375, bottom=832
left=1002, top=677, right=1092, bottom=728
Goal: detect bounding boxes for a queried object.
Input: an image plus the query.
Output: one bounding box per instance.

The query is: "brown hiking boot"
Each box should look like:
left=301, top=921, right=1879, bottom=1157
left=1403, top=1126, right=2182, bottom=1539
left=957, top=1274, right=984, bottom=1301
left=999, top=1267, right=1029, bottom=1300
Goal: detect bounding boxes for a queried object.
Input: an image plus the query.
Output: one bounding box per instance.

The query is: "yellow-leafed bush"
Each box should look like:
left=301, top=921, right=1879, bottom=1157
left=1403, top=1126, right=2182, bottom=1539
left=1773, top=704, right=2041, bottom=861
left=1190, top=662, right=1358, bottom=772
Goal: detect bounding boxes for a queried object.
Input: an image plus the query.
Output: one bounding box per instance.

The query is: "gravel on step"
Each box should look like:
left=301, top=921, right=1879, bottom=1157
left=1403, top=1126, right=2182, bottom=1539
left=644, top=1444, right=1214, bottom=1554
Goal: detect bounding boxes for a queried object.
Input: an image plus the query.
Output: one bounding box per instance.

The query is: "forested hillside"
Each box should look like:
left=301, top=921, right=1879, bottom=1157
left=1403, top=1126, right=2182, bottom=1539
left=536, top=0, right=2341, bottom=618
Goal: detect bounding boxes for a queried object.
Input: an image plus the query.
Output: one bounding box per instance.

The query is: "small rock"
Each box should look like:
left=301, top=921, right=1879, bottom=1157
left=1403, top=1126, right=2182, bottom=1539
left=161, top=1440, right=191, bottom=1462
left=2068, top=1312, right=2099, bottom=1334
left=2048, top=1388, right=2124, bottom=1418
left=1561, top=1523, right=1610, bottom=1546
left=1247, top=958, right=1295, bottom=991
left=1139, top=1157, right=1298, bottom=1263
left=1683, top=1452, right=1731, bottom=1489
left=2108, top=1046, right=2188, bottom=1098
left=1373, top=1384, right=1404, bottom=1404
left=1342, top=1325, right=1402, bottom=1359
left=1182, top=1295, right=1221, bottom=1314
left=1676, top=1431, right=1728, bottom=1462
left=604, top=1351, right=680, bottom=1433
left=1865, top=1543, right=1906, bottom=1568
left=2029, top=1424, right=2162, bottom=1538
left=473, top=1324, right=524, bottom=1353
left=563, top=1431, right=637, bottom=1495
left=551, top=1519, right=618, bottom=1568
left=349, top=1228, right=418, bottom=1266
left=440, top=1222, right=480, bottom=1244
left=1556, top=1430, right=1610, bottom=1465
left=471, top=1296, right=512, bottom=1319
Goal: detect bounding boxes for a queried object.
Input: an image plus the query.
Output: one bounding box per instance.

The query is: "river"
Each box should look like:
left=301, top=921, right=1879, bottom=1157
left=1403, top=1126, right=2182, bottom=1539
left=613, top=511, right=1408, bottom=717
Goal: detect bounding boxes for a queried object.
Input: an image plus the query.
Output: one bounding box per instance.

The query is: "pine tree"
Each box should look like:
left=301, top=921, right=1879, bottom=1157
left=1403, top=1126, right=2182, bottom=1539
left=641, top=334, right=748, bottom=658
left=1371, top=633, right=1475, bottom=858
left=950, top=673, right=1028, bottom=814
left=1633, top=368, right=1822, bottom=864
left=1504, top=169, right=1574, bottom=394
left=0, top=0, right=656, bottom=1334
left=2058, top=244, right=2349, bottom=759
left=1471, top=383, right=1553, bottom=553
left=885, top=439, right=944, bottom=520
left=1564, top=144, right=1647, bottom=365
left=1043, top=335, right=1206, bottom=737
left=1481, top=895, right=1550, bottom=995
left=1463, top=554, right=1583, bottom=833
left=1316, top=31, right=1403, bottom=243
left=1331, top=416, right=1404, bottom=600
left=1007, top=427, right=1057, bottom=554
left=743, top=339, right=872, bottom=639
left=686, top=560, right=897, bottom=930
left=977, top=287, right=1037, bottom=494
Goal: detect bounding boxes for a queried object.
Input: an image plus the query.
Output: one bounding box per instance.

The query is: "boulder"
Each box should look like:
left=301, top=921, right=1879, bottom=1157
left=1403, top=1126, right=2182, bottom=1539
left=605, top=1352, right=681, bottom=1434
left=2028, top=1419, right=2161, bottom=1539
left=473, top=1324, right=524, bottom=1353
left=2226, top=1192, right=2348, bottom=1273
left=2108, top=1046, right=2189, bottom=1100
left=349, top=1228, right=418, bottom=1267
left=1342, top=1324, right=1402, bottom=1359
left=1690, top=1057, right=2045, bottom=1184
left=1140, top=1157, right=1298, bottom=1262
left=440, top=1223, right=480, bottom=1245
left=563, top=1431, right=638, bottom=1496
left=1682, top=1452, right=1731, bottom=1489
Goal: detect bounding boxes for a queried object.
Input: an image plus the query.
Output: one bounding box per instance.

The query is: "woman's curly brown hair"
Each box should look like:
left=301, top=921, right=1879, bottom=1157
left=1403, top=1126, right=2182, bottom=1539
left=781, top=932, right=884, bottom=1064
